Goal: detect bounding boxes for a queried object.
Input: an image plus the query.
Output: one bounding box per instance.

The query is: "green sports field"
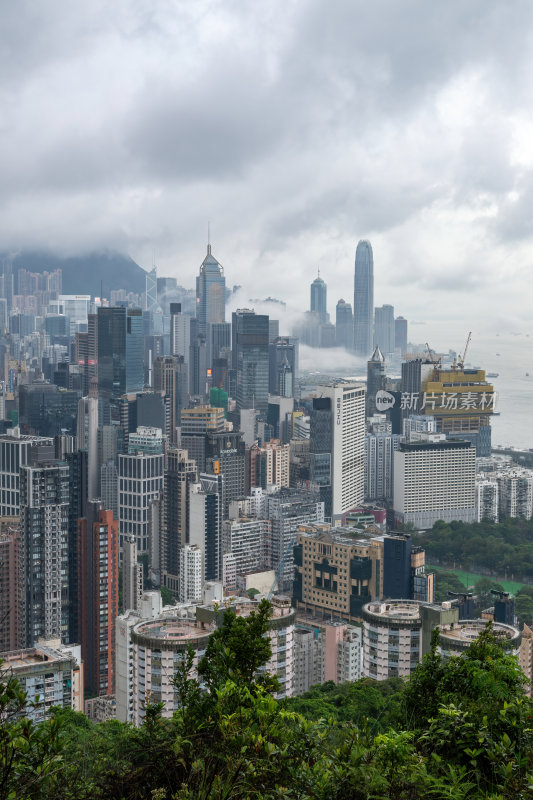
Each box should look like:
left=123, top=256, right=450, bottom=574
left=427, top=565, right=525, bottom=595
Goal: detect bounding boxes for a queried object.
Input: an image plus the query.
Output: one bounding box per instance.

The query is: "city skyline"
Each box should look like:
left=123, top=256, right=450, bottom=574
left=1, top=3, right=533, bottom=331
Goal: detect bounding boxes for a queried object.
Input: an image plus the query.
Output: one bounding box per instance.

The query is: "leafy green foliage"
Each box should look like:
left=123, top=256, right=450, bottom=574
left=434, top=570, right=470, bottom=602
left=416, top=517, right=533, bottom=581
left=3, top=609, right=533, bottom=798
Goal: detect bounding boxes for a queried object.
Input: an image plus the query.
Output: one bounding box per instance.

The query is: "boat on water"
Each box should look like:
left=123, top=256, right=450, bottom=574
left=487, top=372, right=499, bottom=378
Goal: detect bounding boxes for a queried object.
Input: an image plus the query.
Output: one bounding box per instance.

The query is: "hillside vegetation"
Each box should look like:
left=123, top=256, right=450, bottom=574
left=2, top=599, right=533, bottom=799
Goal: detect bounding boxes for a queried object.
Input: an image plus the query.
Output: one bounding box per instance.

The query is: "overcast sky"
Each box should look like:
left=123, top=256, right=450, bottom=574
left=2, top=0, right=533, bottom=347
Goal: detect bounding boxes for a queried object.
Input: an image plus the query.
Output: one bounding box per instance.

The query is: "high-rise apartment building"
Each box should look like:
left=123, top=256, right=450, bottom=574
left=20, top=462, right=69, bottom=647
left=0, top=432, right=54, bottom=516
left=496, top=469, right=533, bottom=520
left=232, top=309, right=270, bottom=413
left=78, top=506, right=119, bottom=696
left=189, top=473, right=223, bottom=581
left=309, top=382, right=366, bottom=521
left=353, top=240, right=374, bottom=356
left=178, top=544, right=203, bottom=603
left=475, top=478, right=499, bottom=522
left=164, top=448, right=198, bottom=592
left=365, top=431, right=401, bottom=502
left=0, top=521, right=22, bottom=652
left=265, top=487, right=324, bottom=592
left=123, top=537, right=143, bottom=612
left=248, top=439, right=290, bottom=490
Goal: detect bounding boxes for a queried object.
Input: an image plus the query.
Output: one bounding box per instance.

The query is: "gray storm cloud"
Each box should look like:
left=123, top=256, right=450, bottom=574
left=1, top=0, right=533, bottom=342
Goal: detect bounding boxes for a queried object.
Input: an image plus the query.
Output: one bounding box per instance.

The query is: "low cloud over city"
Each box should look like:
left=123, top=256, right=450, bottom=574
left=2, top=1, right=533, bottom=334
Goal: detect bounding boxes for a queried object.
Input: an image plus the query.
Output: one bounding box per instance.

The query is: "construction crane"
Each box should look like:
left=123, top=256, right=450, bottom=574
left=457, top=331, right=472, bottom=370
left=425, top=342, right=441, bottom=378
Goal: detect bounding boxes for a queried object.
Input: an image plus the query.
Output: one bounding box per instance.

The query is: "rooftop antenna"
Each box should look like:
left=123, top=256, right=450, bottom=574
left=100, top=279, right=103, bottom=304
left=207, top=221, right=211, bottom=255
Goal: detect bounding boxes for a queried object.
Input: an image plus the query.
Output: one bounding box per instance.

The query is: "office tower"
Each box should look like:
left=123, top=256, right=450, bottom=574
left=268, top=319, right=280, bottom=342
left=353, top=240, right=374, bottom=356
left=118, top=447, right=164, bottom=553
left=170, top=302, right=191, bottom=359
left=196, top=244, right=226, bottom=335
left=496, top=469, right=533, bottom=520
left=75, top=331, right=89, bottom=395
left=20, top=462, right=69, bottom=647
left=269, top=337, right=298, bottom=397
left=0, top=432, right=54, bottom=516
left=56, top=294, right=91, bottom=336
left=180, top=405, right=226, bottom=470
left=145, top=267, right=157, bottom=311
left=87, top=312, right=98, bottom=387
left=395, top=316, right=408, bottom=354
left=97, top=307, right=127, bottom=399
left=207, top=321, right=231, bottom=369
left=78, top=505, right=119, bottom=696
left=232, top=309, right=269, bottom=412
left=205, top=429, right=246, bottom=517
left=335, top=299, right=353, bottom=349
left=475, top=478, right=499, bottom=522
left=373, top=305, right=395, bottom=356
left=365, top=431, right=401, bottom=502
left=153, top=355, right=186, bottom=441
left=178, top=544, right=203, bottom=603
left=123, top=537, right=143, bottom=611
left=366, top=346, right=386, bottom=418
left=126, top=309, right=144, bottom=393
left=249, top=439, right=290, bottom=490
left=119, top=391, right=167, bottom=451
left=77, top=396, right=99, bottom=499
left=267, top=396, right=294, bottom=443
left=164, top=448, right=198, bottom=593
left=18, top=383, right=79, bottom=438
left=393, top=434, right=476, bottom=529
left=309, top=381, right=366, bottom=521
left=310, top=272, right=328, bottom=322
left=383, top=535, right=413, bottom=599
left=128, top=426, right=163, bottom=455
left=0, top=523, right=22, bottom=652
left=189, top=473, right=223, bottom=581
left=188, top=317, right=208, bottom=398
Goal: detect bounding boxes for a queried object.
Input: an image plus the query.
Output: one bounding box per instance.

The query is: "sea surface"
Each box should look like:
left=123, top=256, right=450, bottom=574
left=299, top=329, right=533, bottom=450
left=459, top=332, right=533, bottom=450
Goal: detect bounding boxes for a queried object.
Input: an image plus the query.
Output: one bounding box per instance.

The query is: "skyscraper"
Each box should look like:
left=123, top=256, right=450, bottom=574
left=395, top=316, right=408, bottom=354
left=232, top=309, right=270, bottom=412
left=310, top=273, right=328, bottom=322
left=20, top=462, right=70, bottom=647
left=309, top=381, right=366, bottom=521
left=366, top=346, right=386, bottom=418
left=335, top=299, right=353, bottom=349
left=353, top=240, right=374, bottom=356
left=196, top=244, right=226, bottom=336
left=374, top=305, right=395, bottom=356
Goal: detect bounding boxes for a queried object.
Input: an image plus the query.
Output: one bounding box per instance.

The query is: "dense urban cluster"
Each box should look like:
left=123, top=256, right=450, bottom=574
left=0, top=241, right=532, bottom=798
